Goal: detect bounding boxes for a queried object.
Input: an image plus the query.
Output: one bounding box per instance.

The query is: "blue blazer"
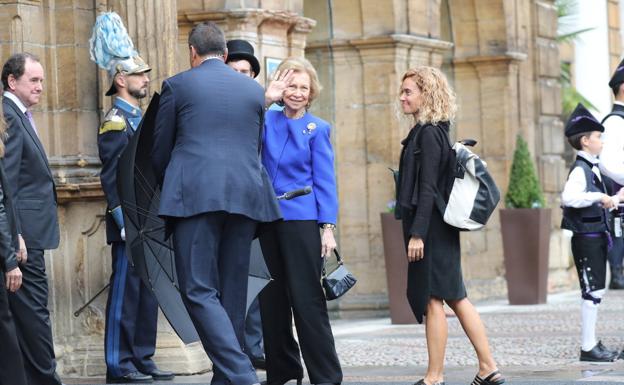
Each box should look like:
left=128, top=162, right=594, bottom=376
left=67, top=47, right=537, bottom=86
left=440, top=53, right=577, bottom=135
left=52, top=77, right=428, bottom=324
left=151, top=59, right=281, bottom=223
left=262, top=110, right=338, bottom=224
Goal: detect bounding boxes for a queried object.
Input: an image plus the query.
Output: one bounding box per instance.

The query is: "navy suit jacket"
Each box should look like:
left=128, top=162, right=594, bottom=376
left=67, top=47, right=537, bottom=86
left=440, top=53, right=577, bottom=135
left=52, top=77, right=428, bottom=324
left=262, top=110, right=338, bottom=224
left=151, top=59, right=281, bottom=223
left=2, top=97, right=59, bottom=250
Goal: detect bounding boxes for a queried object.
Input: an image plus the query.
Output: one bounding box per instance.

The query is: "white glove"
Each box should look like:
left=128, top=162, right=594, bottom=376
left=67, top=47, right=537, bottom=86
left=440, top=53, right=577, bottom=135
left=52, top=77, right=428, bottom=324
left=120, top=227, right=126, bottom=241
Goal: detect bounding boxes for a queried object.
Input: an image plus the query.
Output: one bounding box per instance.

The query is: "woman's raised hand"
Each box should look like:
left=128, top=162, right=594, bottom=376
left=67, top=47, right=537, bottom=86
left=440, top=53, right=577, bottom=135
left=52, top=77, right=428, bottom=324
left=265, top=69, right=294, bottom=107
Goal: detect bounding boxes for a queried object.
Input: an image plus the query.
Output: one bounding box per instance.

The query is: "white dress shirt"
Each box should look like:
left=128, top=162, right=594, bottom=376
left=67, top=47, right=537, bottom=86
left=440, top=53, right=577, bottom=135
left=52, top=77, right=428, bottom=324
left=3, top=91, right=27, bottom=114
left=599, top=101, right=624, bottom=185
left=562, top=151, right=618, bottom=208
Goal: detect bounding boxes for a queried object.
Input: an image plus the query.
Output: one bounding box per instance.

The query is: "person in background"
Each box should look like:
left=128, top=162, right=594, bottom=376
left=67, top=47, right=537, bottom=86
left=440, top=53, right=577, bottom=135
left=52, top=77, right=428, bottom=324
left=395, top=66, right=504, bottom=385
left=260, top=56, right=342, bottom=385
left=561, top=103, right=623, bottom=363
left=90, top=12, right=175, bottom=384
left=225, top=38, right=267, bottom=371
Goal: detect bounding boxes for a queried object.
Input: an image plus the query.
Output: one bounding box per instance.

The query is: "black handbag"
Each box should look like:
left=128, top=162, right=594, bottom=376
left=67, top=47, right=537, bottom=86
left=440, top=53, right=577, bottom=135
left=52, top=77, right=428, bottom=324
left=322, top=250, right=357, bottom=300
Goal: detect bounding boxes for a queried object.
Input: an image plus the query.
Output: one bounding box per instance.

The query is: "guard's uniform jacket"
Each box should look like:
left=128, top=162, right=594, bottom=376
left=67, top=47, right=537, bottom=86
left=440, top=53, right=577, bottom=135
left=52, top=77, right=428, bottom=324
left=98, top=97, right=142, bottom=243
left=98, top=97, right=159, bottom=378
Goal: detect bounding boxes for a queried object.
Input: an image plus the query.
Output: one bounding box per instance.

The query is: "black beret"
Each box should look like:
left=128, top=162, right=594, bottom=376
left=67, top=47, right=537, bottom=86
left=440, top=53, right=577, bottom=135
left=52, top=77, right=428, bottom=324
left=609, top=57, right=624, bottom=90
left=564, top=103, right=603, bottom=138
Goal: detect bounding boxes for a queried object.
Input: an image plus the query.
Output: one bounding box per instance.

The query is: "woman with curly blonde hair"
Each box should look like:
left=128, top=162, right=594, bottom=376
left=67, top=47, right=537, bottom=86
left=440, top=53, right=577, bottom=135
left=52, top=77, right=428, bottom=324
left=396, top=67, right=504, bottom=385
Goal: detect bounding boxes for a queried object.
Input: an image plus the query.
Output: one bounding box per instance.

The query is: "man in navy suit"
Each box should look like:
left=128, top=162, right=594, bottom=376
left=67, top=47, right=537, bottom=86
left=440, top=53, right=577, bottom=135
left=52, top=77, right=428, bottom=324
left=2, top=52, right=62, bottom=385
left=151, top=22, right=281, bottom=385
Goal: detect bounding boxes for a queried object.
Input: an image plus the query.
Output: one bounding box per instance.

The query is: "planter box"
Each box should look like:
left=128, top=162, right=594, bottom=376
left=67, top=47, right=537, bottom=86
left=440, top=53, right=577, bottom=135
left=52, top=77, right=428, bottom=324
left=500, top=208, right=551, bottom=305
left=380, top=212, right=417, bottom=324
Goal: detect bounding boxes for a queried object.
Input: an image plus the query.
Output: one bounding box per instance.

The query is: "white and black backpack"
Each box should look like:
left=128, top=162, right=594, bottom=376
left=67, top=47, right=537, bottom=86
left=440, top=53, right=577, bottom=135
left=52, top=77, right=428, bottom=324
left=435, top=135, right=501, bottom=231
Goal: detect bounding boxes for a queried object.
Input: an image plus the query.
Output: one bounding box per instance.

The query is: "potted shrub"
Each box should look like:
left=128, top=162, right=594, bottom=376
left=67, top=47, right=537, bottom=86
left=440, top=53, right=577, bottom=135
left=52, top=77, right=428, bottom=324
left=500, top=135, right=551, bottom=304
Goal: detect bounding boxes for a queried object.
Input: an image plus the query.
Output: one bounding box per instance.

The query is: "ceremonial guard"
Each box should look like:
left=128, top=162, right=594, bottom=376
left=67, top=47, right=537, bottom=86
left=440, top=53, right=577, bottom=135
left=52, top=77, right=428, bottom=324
left=90, top=12, right=174, bottom=384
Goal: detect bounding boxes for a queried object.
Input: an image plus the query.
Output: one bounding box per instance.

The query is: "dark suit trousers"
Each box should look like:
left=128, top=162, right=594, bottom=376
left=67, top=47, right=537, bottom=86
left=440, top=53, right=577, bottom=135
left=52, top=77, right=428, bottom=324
left=8, top=248, right=62, bottom=385
left=173, top=212, right=258, bottom=385
left=0, top=272, right=27, bottom=385
left=105, top=242, right=158, bottom=377
left=259, top=220, right=342, bottom=385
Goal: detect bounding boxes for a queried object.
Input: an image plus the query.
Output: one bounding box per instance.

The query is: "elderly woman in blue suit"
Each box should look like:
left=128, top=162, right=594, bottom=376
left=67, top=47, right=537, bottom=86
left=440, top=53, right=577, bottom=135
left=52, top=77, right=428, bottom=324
left=260, top=57, right=342, bottom=385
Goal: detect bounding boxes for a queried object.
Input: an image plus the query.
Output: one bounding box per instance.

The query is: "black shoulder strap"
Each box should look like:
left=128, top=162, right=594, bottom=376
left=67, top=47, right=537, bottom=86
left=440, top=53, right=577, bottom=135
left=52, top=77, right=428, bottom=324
left=601, top=109, right=624, bottom=124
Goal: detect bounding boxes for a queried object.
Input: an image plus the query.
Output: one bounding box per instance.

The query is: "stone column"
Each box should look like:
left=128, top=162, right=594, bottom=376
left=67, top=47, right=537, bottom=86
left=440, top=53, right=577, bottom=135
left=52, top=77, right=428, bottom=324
left=451, top=53, right=526, bottom=297
left=177, top=8, right=315, bottom=83
left=532, top=1, right=568, bottom=286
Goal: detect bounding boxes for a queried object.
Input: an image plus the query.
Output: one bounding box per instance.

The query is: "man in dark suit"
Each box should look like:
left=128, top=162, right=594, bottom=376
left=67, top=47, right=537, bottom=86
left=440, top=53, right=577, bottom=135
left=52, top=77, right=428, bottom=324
left=151, top=22, right=281, bottom=385
left=1, top=52, right=62, bottom=385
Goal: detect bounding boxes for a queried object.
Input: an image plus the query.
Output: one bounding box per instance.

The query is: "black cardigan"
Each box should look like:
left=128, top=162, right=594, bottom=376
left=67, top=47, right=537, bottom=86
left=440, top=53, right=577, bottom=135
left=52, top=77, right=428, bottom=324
left=397, top=122, right=451, bottom=240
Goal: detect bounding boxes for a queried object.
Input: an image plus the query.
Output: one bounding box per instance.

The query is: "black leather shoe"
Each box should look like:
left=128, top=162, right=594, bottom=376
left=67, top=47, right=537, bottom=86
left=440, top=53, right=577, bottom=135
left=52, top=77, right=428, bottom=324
left=597, top=341, right=618, bottom=358
left=144, top=368, right=174, bottom=381
left=580, top=343, right=617, bottom=362
left=106, top=371, right=153, bottom=383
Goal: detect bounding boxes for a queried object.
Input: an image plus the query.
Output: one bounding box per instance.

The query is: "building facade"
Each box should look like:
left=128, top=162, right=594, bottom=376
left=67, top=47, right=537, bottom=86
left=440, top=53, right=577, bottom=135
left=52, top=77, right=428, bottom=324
left=0, top=0, right=618, bottom=377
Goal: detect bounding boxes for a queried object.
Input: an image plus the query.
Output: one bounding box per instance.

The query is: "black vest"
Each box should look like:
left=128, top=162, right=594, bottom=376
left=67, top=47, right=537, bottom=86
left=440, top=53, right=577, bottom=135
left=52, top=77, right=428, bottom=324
left=561, top=156, right=610, bottom=233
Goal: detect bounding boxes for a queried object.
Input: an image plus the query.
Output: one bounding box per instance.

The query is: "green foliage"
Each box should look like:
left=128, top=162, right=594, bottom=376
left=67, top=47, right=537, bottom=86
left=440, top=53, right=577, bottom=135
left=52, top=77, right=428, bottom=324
left=505, top=135, right=545, bottom=209
left=556, top=0, right=596, bottom=120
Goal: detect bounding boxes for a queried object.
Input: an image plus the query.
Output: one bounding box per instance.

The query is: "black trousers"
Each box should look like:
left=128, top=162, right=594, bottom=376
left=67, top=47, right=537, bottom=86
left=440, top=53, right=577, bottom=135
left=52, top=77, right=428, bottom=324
left=259, top=220, right=342, bottom=385
left=0, top=271, right=27, bottom=385
left=8, top=248, right=61, bottom=385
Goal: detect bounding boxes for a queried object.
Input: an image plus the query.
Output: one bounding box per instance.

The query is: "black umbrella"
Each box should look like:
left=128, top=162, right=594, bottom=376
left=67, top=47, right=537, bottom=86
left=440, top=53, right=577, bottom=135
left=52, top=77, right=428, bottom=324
left=248, top=239, right=270, bottom=310
left=117, top=92, right=200, bottom=344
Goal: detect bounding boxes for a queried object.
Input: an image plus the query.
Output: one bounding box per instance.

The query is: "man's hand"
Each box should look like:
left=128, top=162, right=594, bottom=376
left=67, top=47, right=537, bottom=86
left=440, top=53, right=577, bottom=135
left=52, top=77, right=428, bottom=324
left=265, top=69, right=294, bottom=107
left=601, top=194, right=616, bottom=209
left=617, top=187, right=624, bottom=203
left=321, top=228, right=337, bottom=258
left=17, top=234, right=27, bottom=264
left=5, top=266, right=22, bottom=292
left=120, top=228, right=126, bottom=241
left=407, top=236, right=424, bottom=262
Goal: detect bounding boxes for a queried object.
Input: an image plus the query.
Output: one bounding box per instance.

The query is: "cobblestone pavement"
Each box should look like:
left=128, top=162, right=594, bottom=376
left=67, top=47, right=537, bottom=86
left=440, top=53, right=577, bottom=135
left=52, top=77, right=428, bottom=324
left=65, top=290, right=624, bottom=384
